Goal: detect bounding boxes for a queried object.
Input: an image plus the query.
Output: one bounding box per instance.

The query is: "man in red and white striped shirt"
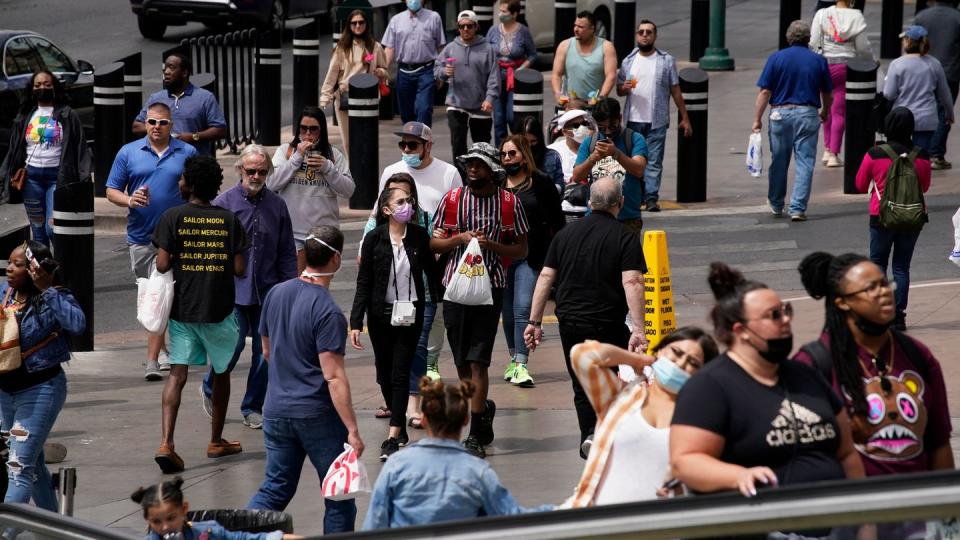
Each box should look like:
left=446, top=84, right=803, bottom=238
left=431, top=142, right=529, bottom=458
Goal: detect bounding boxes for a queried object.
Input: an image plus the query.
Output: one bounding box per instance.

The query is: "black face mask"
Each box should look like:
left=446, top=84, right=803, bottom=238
left=746, top=327, right=794, bottom=365
left=854, top=313, right=892, bottom=336
left=34, top=88, right=54, bottom=103
left=503, top=163, right=523, bottom=176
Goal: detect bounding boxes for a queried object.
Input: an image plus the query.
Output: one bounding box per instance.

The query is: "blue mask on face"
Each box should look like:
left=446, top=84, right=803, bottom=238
left=407, top=0, right=421, bottom=12
left=401, top=153, right=422, bottom=168
left=652, top=356, right=690, bottom=395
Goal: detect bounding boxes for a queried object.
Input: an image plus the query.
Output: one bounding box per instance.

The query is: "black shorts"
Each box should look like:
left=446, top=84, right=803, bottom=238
left=443, top=288, right=504, bottom=368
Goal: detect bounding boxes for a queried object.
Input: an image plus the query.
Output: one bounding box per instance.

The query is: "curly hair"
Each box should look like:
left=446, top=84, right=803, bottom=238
left=181, top=155, right=223, bottom=202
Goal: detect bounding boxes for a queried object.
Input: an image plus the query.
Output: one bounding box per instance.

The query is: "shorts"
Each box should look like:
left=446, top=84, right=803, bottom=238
left=443, top=288, right=503, bottom=368
left=129, top=243, right=158, bottom=279
left=168, top=315, right=240, bottom=374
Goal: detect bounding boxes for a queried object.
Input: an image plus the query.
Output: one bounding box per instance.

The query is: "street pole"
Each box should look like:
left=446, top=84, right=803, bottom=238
left=880, top=0, right=904, bottom=60
left=778, top=0, right=801, bottom=50
left=699, top=0, right=734, bottom=71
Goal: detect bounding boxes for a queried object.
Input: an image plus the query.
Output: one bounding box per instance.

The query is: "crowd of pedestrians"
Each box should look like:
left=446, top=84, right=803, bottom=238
left=0, top=2, right=958, bottom=538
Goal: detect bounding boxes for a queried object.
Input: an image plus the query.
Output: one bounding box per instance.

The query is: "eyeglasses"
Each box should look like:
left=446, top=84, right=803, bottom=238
left=398, top=140, right=423, bottom=151
left=636, top=29, right=655, bottom=36
left=842, top=278, right=896, bottom=298
left=747, top=302, right=793, bottom=323
left=458, top=23, right=477, bottom=30
left=243, top=168, right=269, bottom=177
left=299, top=124, right=320, bottom=133
left=500, top=149, right=519, bottom=159
left=146, top=118, right=171, bottom=127
left=350, top=20, right=366, bottom=26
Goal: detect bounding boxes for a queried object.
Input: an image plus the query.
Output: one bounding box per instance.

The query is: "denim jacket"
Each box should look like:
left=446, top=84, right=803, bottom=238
left=363, top=438, right=554, bottom=530
left=616, top=48, right=679, bottom=129
left=0, top=283, right=85, bottom=372
left=144, top=520, right=282, bottom=540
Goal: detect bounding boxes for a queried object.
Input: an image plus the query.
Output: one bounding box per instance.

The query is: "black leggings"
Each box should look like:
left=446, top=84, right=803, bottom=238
left=368, top=311, right=423, bottom=429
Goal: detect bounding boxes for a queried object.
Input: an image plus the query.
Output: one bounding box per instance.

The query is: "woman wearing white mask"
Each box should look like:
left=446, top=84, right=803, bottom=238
left=350, top=186, right=439, bottom=462
left=566, top=327, right=718, bottom=506
left=547, top=109, right=593, bottom=183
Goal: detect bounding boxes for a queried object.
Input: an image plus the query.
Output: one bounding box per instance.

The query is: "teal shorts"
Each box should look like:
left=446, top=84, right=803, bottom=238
left=168, top=315, right=239, bottom=374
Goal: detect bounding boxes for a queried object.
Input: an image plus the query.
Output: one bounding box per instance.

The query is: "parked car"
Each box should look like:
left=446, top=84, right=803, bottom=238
left=130, top=0, right=331, bottom=40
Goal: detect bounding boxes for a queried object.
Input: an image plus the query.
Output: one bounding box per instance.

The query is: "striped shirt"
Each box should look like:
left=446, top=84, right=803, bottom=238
left=432, top=187, right=529, bottom=289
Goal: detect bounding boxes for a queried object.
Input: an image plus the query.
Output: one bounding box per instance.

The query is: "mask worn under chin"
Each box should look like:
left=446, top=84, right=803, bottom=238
left=652, top=356, right=690, bottom=394
left=571, top=125, right=591, bottom=143
left=34, top=89, right=55, bottom=102
left=401, top=153, right=422, bottom=168
left=750, top=331, right=794, bottom=365
left=503, top=163, right=523, bottom=176
left=854, top=313, right=892, bottom=336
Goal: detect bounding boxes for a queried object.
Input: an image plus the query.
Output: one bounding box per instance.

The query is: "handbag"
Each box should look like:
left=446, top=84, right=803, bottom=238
left=9, top=168, right=26, bottom=192
left=0, top=288, right=22, bottom=373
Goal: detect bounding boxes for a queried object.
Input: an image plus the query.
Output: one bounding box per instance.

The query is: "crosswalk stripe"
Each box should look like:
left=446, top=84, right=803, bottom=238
left=671, top=260, right=802, bottom=278
left=670, top=240, right=797, bottom=256
left=661, top=222, right=788, bottom=235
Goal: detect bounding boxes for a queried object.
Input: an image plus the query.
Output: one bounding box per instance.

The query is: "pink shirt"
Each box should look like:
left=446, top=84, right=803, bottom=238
left=854, top=145, right=931, bottom=216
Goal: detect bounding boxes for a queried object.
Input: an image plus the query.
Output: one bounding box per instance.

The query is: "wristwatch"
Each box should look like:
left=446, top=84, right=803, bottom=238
left=527, top=320, right=542, bottom=327
left=191, top=132, right=201, bottom=142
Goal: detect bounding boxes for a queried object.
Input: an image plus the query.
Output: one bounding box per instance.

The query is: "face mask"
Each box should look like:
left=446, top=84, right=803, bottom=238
left=406, top=0, right=421, bottom=11
left=401, top=153, right=422, bottom=168
left=572, top=125, right=591, bottom=143
left=652, top=356, right=690, bottom=394
left=503, top=163, right=523, bottom=176
left=303, top=235, right=342, bottom=276
left=746, top=329, right=794, bottom=365
left=499, top=13, right=514, bottom=23
left=34, top=88, right=54, bottom=102
left=392, top=202, right=414, bottom=223
left=854, top=313, right=892, bottom=337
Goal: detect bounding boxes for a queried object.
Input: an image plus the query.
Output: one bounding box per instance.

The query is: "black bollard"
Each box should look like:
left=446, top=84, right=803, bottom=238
left=690, top=0, right=709, bottom=62
left=472, top=0, right=494, bottom=35
left=844, top=59, right=879, bottom=194
left=93, top=62, right=125, bottom=198
left=779, top=0, right=802, bottom=50
left=512, top=69, right=544, bottom=131
left=293, top=20, right=320, bottom=128
left=52, top=181, right=94, bottom=352
left=256, top=30, right=282, bottom=146
left=880, top=0, right=904, bottom=59
left=120, top=53, right=142, bottom=143
left=613, top=0, right=637, bottom=63
left=676, top=68, right=708, bottom=203
left=916, top=0, right=928, bottom=14
left=554, top=0, right=577, bottom=46
left=348, top=73, right=380, bottom=210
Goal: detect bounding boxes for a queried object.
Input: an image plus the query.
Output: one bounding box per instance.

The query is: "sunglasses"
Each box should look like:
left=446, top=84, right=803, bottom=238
left=458, top=23, right=477, bottom=30
left=748, top=302, right=793, bottom=323
left=564, top=122, right=585, bottom=130
left=299, top=124, right=320, bottom=133
left=398, top=140, right=423, bottom=151
left=146, top=118, right=171, bottom=127
left=243, top=168, right=269, bottom=177
left=500, top=149, right=519, bottom=159
left=350, top=20, right=366, bottom=26
left=636, top=29, right=655, bottom=36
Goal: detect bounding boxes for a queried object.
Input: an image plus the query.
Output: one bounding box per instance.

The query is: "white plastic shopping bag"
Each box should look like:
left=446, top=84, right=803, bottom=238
left=321, top=444, right=371, bottom=501
left=746, top=132, right=763, bottom=177
left=443, top=238, right=493, bottom=305
left=136, top=265, right=174, bottom=335
left=950, top=208, right=960, bottom=267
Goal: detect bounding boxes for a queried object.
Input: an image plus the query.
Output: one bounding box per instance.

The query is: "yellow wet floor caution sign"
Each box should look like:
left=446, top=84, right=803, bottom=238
left=642, top=230, right=677, bottom=352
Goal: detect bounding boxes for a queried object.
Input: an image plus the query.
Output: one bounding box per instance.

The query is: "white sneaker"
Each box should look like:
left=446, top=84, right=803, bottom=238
left=158, top=351, right=171, bottom=371
left=822, top=150, right=832, bottom=165
left=825, top=154, right=843, bottom=168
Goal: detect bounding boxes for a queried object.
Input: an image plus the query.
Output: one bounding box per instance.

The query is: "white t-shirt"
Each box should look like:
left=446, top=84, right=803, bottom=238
left=626, top=54, right=657, bottom=124
left=547, top=138, right=580, bottom=183
left=593, top=394, right=670, bottom=505
left=24, top=107, right=62, bottom=168
left=386, top=229, right=418, bottom=303
left=379, top=158, right=462, bottom=219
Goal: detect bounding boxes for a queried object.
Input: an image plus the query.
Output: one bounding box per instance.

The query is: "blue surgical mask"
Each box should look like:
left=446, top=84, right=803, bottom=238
left=407, top=0, right=421, bottom=12
left=401, top=153, right=422, bottom=168
left=652, top=356, right=690, bottom=395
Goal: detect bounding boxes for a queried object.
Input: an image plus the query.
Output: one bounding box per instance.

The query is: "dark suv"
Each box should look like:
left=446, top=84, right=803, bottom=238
left=130, top=0, right=330, bottom=39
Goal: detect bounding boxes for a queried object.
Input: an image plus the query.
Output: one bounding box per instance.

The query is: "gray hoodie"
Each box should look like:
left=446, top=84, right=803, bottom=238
left=435, top=36, right=499, bottom=111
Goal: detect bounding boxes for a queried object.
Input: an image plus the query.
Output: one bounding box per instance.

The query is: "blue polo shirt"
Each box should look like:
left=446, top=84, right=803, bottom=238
left=106, top=137, right=197, bottom=245
left=757, top=44, right=832, bottom=108
left=135, top=83, right=227, bottom=156
left=573, top=130, right=648, bottom=221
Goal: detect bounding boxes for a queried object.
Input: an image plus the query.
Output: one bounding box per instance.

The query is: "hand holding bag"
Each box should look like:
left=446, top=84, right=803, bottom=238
left=443, top=238, right=493, bottom=305
left=321, top=444, right=371, bottom=501
left=136, top=265, right=175, bottom=335
left=0, top=288, right=22, bottom=373
left=746, top=132, right=763, bottom=178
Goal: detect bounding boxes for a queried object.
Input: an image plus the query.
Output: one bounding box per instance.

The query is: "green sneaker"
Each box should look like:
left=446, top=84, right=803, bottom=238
left=503, top=361, right=517, bottom=381
left=510, top=363, right=535, bottom=387
left=426, top=362, right=441, bottom=381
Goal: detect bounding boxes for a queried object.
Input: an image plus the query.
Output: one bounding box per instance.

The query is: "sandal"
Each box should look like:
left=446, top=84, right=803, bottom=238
left=375, top=406, right=392, bottom=419
left=407, top=416, right=423, bottom=429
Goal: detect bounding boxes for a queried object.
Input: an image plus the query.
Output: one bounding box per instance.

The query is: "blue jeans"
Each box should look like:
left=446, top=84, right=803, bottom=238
left=493, top=73, right=514, bottom=146
left=930, top=79, right=959, bottom=159
left=409, top=301, right=436, bottom=394
left=869, top=224, right=920, bottom=322
left=396, top=67, right=435, bottom=126
left=248, top=414, right=356, bottom=534
left=501, top=259, right=537, bottom=363
left=0, top=370, right=66, bottom=512
left=768, top=107, right=820, bottom=215
left=23, top=166, right=57, bottom=246
left=913, top=130, right=935, bottom=156
left=627, top=122, right=667, bottom=204
left=202, top=305, right=267, bottom=417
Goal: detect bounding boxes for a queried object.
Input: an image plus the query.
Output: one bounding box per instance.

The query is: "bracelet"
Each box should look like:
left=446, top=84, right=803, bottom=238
left=527, top=320, right=542, bottom=327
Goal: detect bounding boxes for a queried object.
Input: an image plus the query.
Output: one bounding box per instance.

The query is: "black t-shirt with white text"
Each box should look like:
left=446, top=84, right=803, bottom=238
left=672, top=354, right=845, bottom=487
left=153, top=203, right=248, bottom=323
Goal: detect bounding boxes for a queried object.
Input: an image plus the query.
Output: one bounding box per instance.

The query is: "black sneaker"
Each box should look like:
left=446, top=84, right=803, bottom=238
left=379, top=437, right=401, bottom=462
left=476, top=400, right=496, bottom=446
left=462, top=435, right=486, bottom=458
left=646, top=201, right=661, bottom=212
left=397, top=429, right=410, bottom=447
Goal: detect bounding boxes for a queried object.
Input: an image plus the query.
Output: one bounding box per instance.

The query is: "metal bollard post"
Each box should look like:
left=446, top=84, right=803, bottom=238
left=55, top=467, right=77, bottom=516
left=512, top=69, right=544, bottom=132
left=844, top=59, right=879, bottom=195
left=256, top=30, right=282, bottom=146
left=880, top=0, right=904, bottom=59
left=778, top=0, right=801, bottom=50
left=293, top=20, right=320, bottom=128
left=93, top=62, right=125, bottom=198
left=53, top=181, right=94, bottom=352
left=120, top=53, right=142, bottom=143
left=690, top=0, right=709, bottom=62
left=472, top=0, right=494, bottom=35
left=554, top=0, right=577, bottom=46
left=676, top=68, right=709, bottom=203
left=348, top=73, right=380, bottom=210
left=613, top=0, right=637, bottom=63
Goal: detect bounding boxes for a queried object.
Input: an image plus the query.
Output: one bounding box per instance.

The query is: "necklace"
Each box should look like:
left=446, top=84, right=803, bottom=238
left=857, top=333, right=895, bottom=395
left=505, top=176, right=530, bottom=193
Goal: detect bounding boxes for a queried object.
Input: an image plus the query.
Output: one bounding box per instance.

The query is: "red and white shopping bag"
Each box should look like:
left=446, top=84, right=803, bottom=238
left=321, top=444, right=371, bottom=501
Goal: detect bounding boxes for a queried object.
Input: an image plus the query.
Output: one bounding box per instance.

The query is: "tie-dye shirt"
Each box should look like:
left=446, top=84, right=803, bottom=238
left=24, top=107, right=63, bottom=168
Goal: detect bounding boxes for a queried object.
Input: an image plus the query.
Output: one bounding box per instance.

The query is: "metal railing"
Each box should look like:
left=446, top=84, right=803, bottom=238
left=0, top=503, right=135, bottom=539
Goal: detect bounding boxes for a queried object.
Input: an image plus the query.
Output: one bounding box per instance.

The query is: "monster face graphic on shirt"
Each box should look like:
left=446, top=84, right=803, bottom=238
left=849, top=370, right=927, bottom=461
left=26, top=114, right=62, bottom=148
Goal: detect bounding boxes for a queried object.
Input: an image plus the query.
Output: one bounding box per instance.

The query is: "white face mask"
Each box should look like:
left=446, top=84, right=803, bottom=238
left=571, top=125, right=592, bottom=143
left=302, top=235, right=342, bottom=277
